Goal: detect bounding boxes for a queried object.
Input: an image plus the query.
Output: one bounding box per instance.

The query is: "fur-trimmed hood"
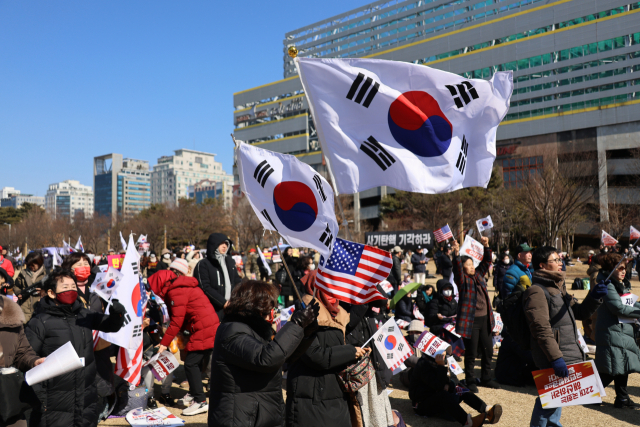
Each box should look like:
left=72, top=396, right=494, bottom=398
left=0, top=296, right=25, bottom=328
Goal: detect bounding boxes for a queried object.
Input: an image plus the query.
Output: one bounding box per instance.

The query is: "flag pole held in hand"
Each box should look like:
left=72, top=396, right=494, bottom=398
left=270, top=234, right=306, bottom=309
left=604, top=235, right=640, bottom=282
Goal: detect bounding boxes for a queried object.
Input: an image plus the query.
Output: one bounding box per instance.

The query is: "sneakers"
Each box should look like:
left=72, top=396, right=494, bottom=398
left=464, top=412, right=486, bottom=427
left=158, top=393, right=175, bottom=407
left=147, top=397, right=158, bottom=409
left=180, top=394, right=194, bottom=406
left=480, top=380, right=501, bottom=390
left=614, top=397, right=639, bottom=408
left=486, top=404, right=502, bottom=424
left=182, top=401, right=208, bottom=416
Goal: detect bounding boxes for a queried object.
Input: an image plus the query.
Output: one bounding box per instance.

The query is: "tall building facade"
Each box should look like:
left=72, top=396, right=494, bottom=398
left=45, top=180, right=94, bottom=219
left=150, top=149, right=233, bottom=206
left=188, top=179, right=233, bottom=208
left=234, top=0, right=640, bottom=228
left=0, top=194, right=44, bottom=209
left=94, top=154, right=151, bottom=220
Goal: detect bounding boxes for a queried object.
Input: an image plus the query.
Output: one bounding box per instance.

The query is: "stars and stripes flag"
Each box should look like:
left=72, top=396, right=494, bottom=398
left=114, top=344, right=143, bottom=385
left=315, top=238, right=391, bottom=305
left=601, top=230, right=618, bottom=246
left=434, top=224, right=454, bottom=243
left=372, top=318, right=413, bottom=370
left=631, top=226, right=640, bottom=240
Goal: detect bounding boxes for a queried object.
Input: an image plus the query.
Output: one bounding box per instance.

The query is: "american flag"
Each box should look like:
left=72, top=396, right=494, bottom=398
left=316, top=238, right=391, bottom=305
left=434, top=224, right=454, bottom=243
left=115, top=344, right=143, bottom=385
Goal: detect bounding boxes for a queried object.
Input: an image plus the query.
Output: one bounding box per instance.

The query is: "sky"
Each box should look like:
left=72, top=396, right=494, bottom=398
left=0, top=0, right=357, bottom=196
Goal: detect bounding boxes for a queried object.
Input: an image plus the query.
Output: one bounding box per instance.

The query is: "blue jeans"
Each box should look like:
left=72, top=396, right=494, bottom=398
left=530, top=397, right=562, bottom=427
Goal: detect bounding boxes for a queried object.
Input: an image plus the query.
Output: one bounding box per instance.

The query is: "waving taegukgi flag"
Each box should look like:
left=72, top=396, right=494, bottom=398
left=372, top=318, right=413, bottom=370
left=631, top=226, right=640, bottom=241
left=601, top=230, right=618, bottom=247
left=295, top=57, right=513, bottom=194
left=236, top=141, right=339, bottom=260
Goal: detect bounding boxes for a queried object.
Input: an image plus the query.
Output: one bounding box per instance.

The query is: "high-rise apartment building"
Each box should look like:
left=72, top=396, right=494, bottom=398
left=150, top=149, right=233, bottom=206
left=94, top=154, right=151, bottom=220
left=188, top=179, right=233, bottom=208
left=45, top=180, right=94, bottom=219
left=234, top=0, right=640, bottom=228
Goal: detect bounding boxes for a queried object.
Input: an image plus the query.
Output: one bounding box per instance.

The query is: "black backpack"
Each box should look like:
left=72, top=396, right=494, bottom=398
left=501, top=284, right=550, bottom=350
left=571, top=278, right=584, bottom=290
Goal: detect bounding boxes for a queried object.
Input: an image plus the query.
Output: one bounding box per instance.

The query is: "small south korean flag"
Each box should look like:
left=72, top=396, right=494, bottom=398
left=90, top=265, right=124, bottom=302
left=236, top=141, right=339, bottom=260
left=296, top=57, right=513, bottom=195
left=372, top=318, right=413, bottom=371
left=476, top=215, right=494, bottom=233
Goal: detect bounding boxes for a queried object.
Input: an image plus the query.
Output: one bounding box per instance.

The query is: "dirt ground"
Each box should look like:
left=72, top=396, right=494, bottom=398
left=102, top=260, right=640, bottom=427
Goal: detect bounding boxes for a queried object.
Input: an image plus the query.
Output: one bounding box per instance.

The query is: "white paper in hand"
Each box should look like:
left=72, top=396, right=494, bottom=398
left=25, top=341, right=83, bottom=385
left=618, top=294, right=639, bottom=324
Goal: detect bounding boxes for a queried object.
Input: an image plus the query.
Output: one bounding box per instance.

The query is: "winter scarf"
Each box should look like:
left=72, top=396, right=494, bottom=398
left=215, top=248, right=231, bottom=300
left=301, top=270, right=340, bottom=318
left=23, top=266, right=45, bottom=288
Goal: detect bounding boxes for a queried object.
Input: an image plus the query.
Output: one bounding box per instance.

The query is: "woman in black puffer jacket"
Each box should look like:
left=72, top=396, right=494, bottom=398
left=25, top=268, right=126, bottom=427
left=208, top=280, right=319, bottom=427
left=286, top=272, right=367, bottom=427
left=426, top=279, right=458, bottom=335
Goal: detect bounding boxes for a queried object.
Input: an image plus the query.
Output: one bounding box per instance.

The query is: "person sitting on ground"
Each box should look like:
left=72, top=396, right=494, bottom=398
left=409, top=350, right=503, bottom=427
left=415, top=284, right=434, bottom=319
left=395, top=288, right=415, bottom=323
left=426, top=279, right=458, bottom=335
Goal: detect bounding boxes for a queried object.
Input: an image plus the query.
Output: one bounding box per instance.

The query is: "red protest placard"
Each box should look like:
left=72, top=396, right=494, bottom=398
left=532, top=361, right=605, bottom=409
left=107, top=254, right=126, bottom=270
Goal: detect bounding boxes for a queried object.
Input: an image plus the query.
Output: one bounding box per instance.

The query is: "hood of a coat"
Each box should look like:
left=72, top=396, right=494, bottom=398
left=435, top=279, right=453, bottom=293
left=206, top=233, right=232, bottom=262
left=148, top=270, right=178, bottom=299
left=0, top=296, right=25, bottom=327
left=596, top=270, right=629, bottom=295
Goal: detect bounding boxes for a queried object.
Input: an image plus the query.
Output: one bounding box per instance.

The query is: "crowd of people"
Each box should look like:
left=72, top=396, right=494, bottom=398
left=0, top=233, right=638, bottom=427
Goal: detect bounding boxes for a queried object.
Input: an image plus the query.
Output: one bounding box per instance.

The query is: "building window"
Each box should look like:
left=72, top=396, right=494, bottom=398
left=502, top=156, right=544, bottom=189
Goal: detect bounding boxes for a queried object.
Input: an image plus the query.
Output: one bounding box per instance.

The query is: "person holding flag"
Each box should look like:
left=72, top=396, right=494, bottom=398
left=25, top=268, right=126, bottom=427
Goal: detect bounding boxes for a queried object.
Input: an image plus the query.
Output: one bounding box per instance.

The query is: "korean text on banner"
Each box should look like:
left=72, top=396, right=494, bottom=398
left=372, top=318, right=413, bottom=370
left=145, top=351, right=179, bottom=382
left=532, top=361, right=605, bottom=409
left=492, top=312, right=503, bottom=334
left=618, top=293, right=639, bottom=324
left=414, top=330, right=450, bottom=358
left=459, top=235, right=484, bottom=267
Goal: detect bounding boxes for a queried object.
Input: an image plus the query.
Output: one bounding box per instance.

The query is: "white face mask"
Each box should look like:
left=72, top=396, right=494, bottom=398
left=308, top=263, right=316, bottom=271
left=442, top=290, right=452, bottom=297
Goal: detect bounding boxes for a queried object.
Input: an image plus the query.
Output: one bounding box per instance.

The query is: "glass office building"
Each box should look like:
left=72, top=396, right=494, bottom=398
left=235, top=0, right=640, bottom=226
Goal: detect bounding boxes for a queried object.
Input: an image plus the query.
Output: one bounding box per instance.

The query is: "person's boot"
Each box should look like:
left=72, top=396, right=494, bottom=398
left=158, top=393, right=175, bottom=407
left=147, top=397, right=158, bottom=409
left=486, top=404, right=502, bottom=424
left=614, top=397, right=639, bottom=408
left=464, top=413, right=486, bottom=427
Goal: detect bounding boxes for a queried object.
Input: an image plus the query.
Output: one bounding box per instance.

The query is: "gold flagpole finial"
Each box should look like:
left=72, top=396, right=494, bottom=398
left=287, top=46, right=298, bottom=58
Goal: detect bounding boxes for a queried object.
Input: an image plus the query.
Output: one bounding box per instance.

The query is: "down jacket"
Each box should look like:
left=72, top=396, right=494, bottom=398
left=502, top=260, right=532, bottom=297
left=13, top=266, right=46, bottom=323
left=426, top=280, right=458, bottom=335
left=594, top=271, right=640, bottom=377
left=25, top=297, right=125, bottom=427
left=208, top=314, right=305, bottom=427
left=523, top=270, right=601, bottom=369
left=0, top=296, right=39, bottom=370
left=193, top=233, right=241, bottom=314
left=286, top=295, right=357, bottom=427
left=149, top=270, right=219, bottom=352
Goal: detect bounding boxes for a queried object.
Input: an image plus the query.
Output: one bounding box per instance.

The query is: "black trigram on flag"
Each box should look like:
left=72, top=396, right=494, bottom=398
left=361, top=136, right=396, bottom=171
left=122, top=313, right=132, bottom=326
left=132, top=261, right=139, bottom=276
left=445, top=81, right=479, bottom=108
left=387, top=353, right=394, bottom=360
left=254, top=160, right=275, bottom=188
left=132, top=324, right=142, bottom=338
left=319, top=223, right=333, bottom=248
left=313, top=174, right=327, bottom=202
left=456, top=135, right=469, bottom=175
left=261, top=209, right=278, bottom=231
left=346, top=73, right=380, bottom=108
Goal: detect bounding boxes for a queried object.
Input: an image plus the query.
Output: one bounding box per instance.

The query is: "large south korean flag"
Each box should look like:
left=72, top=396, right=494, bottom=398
left=237, top=142, right=338, bottom=259
left=295, top=58, right=513, bottom=194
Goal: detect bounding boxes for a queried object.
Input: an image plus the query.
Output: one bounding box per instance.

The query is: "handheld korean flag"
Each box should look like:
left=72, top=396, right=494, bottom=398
left=601, top=230, right=618, bottom=247
left=119, top=231, right=128, bottom=251
left=372, top=318, right=413, bottom=370
left=100, top=234, right=147, bottom=350
left=90, top=265, right=124, bottom=301
left=237, top=141, right=339, bottom=259
left=75, top=236, right=84, bottom=252
left=631, top=226, right=640, bottom=240
left=295, top=57, right=513, bottom=194
left=476, top=216, right=493, bottom=233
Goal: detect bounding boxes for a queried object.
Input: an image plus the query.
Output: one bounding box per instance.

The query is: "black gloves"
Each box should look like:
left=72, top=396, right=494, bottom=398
left=291, top=298, right=321, bottom=330
left=591, top=281, right=609, bottom=299
left=110, top=299, right=127, bottom=317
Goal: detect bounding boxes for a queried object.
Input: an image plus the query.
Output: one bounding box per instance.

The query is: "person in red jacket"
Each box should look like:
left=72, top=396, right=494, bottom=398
left=148, top=258, right=219, bottom=416
left=0, top=246, right=15, bottom=278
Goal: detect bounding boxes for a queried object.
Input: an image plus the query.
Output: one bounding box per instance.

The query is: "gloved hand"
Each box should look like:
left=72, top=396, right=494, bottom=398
left=291, top=298, right=321, bottom=329
left=110, top=299, right=127, bottom=317
left=551, top=357, right=569, bottom=378
left=591, top=281, right=609, bottom=299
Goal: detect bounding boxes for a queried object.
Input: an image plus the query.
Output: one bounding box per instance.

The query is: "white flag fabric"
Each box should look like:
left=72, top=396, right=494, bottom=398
left=631, top=226, right=640, bottom=241
left=601, top=230, right=618, bottom=247
left=256, top=246, right=272, bottom=276
left=136, top=234, right=147, bottom=245
left=74, top=236, right=84, bottom=252
left=119, top=231, right=127, bottom=251
left=62, top=240, right=74, bottom=256
left=237, top=141, right=339, bottom=259
left=100, top=234, right=147, bottom=350
left=295, top=57, right=513, bottom=194
left=90, top=265, right=124, bottom=301
left=372, top=318, right=413, bottom=370
left=476, top=216, right=494, bottom=233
